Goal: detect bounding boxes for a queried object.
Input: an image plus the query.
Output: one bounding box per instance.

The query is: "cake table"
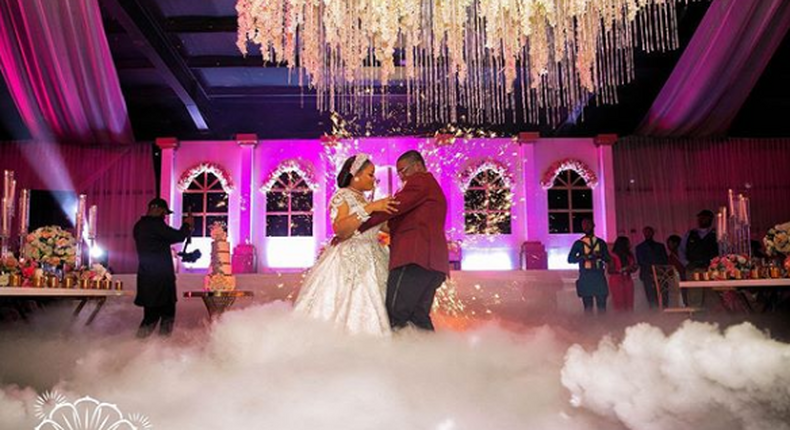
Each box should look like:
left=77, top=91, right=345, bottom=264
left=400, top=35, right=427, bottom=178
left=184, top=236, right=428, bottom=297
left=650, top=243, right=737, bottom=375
left=183, top=290, right=254, bottom=319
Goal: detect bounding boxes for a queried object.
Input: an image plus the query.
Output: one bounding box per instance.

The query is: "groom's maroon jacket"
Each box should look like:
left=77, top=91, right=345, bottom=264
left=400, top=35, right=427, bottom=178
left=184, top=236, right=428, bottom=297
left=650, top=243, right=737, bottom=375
left=361, top=172, right=449, bottom=275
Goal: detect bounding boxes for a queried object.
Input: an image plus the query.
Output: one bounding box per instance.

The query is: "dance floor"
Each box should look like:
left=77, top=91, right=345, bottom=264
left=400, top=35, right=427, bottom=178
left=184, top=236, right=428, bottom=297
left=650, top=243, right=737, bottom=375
left=1, top=270, right=788, bottom=430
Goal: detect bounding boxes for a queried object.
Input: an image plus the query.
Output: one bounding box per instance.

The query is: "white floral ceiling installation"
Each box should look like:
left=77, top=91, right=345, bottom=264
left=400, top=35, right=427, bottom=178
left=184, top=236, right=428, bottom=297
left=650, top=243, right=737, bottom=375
left=237, top=0, right=692, bottom=125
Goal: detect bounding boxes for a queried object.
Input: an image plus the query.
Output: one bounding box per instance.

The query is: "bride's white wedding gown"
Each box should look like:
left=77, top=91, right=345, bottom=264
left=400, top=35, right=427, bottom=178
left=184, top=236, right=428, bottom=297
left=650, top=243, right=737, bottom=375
left=293, top=188, right=391, bottom=336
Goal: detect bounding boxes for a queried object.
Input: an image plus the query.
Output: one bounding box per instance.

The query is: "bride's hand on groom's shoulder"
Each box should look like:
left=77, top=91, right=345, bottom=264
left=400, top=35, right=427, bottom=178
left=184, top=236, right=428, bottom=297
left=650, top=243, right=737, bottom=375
left=369, top=196, right=400, bottom=214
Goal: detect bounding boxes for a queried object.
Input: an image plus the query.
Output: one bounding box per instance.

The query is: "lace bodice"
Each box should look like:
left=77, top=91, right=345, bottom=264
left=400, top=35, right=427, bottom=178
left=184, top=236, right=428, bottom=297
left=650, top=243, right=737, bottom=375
left=329, top=188, right=380, bottom=239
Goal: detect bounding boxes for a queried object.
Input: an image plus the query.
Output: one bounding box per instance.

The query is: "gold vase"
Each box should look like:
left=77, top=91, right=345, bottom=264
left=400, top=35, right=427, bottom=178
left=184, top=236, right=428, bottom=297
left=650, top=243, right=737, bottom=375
left=79, top=278, right=89, bottom=289
left=9, top=273, right=21, bottom=287
left=46, top=276, right=59, bottom=288
left=114, top=280, right=123, bottom=291
left=99, top=280, right=111, bottom=290
left=63, top=276, right=75, bottom=289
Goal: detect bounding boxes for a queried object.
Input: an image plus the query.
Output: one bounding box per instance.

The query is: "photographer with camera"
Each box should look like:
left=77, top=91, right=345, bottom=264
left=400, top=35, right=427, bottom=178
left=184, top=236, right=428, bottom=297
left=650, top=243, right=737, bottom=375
left=133, top=198, right=194, bottom=338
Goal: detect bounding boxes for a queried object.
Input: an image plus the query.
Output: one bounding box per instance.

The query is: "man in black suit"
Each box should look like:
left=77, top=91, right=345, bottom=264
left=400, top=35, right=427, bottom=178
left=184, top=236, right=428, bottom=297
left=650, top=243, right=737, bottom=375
left=133, top=198, right=193, bottom=338
left=636, top=226, right=668, bottom=309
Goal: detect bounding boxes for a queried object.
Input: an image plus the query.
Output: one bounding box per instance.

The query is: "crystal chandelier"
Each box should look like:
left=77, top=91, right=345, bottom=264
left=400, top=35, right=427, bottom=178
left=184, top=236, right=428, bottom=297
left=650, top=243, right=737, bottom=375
left=237, top=0, right=693, bottom=126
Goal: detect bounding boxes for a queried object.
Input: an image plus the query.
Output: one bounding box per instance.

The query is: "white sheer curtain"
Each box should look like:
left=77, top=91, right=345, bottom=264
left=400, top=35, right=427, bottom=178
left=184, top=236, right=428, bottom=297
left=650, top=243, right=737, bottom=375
left=614, top=137, right=790, bottom=246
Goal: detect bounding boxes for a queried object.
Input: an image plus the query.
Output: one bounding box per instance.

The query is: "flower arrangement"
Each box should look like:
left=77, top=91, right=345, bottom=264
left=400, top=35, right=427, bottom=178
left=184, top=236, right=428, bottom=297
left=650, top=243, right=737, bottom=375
left=763, top=221, right=790, bottom=256
left=0, top=254, right=19, bottom=274
left=540, top=158, right=598, bottom=189
left=210, top=221, right=228, bottom=241
left=709, top=254, right=752, bottom=279
left=260, top=159, right=319, bottom=193
left=177, top=162, right=235, bottom=193
left=77, top=263, right=112, bottom=282
left=22, top=226, right=77, bottom=269
left=377, top=231, right=390, bottom=247
left=459, top=160, right=513, bottom=192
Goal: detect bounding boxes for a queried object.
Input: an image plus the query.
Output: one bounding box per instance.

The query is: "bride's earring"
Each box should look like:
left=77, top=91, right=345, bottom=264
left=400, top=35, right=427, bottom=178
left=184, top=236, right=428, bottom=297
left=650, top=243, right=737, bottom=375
left=353, top=177, right=360, bottom=182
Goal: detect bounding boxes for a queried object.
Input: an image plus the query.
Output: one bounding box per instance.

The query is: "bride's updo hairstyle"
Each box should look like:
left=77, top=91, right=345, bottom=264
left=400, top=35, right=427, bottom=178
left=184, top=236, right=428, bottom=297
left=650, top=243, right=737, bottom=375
left=337, top=155, right=371, bottom=188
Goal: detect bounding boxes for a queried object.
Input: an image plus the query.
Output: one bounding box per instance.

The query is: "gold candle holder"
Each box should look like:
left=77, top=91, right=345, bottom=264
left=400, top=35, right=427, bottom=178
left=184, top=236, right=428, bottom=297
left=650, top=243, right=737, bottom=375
left=734, top=269, right=742, bottom=280
left=693, top=272, right=702, bottom=281
left=63, top=276, right=75, bottom=289
left=702, top=271, right=711, bottom=281
left=9, top=273, right=21, bottom=287
left=99, top=279, right=111, bottom=290
left=90, top=280, right=100, bottom=289
left=750, top=268, right=760, bottom=279
left=32, top=277, right=44, bottom=288
left=114, top=280, right=123, bottom=291
left=46, top=276, right=59, bottom=288
left=78, top=278, right=89, bottom=289
left=770, top=267, right=781, bottom=279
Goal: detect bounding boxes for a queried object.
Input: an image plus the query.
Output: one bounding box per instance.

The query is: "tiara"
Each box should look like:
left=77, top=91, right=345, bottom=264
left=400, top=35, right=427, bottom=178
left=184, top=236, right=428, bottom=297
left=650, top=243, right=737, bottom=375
left=350, top=153, right=371, bottom=176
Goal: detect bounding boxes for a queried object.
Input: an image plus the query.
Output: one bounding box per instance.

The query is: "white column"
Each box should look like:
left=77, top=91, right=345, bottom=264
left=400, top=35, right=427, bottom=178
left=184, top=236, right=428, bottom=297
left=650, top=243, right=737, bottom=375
left=156, top=137, right=179, bottom=224
left=595, top=134, right=618, bottom=243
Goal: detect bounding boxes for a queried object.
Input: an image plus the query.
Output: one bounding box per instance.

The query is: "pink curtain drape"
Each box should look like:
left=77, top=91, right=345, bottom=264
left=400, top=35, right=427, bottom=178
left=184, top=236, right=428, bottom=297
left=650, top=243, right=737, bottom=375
left=0, top=141, right=154, bottom=273
left=614, top=137, right=790, bottom=248
left=638, top=0, right=790, bottom=137
left=0, top=0, right=133, bottom=144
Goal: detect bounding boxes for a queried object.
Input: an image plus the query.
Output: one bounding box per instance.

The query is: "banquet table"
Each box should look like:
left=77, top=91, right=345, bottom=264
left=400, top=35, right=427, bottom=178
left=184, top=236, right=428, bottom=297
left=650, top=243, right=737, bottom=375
left=679, top=279, right=790, bottom=289
left=0, top=287, right=133, bottom=325
left=679, top=278, right=790, bottom=312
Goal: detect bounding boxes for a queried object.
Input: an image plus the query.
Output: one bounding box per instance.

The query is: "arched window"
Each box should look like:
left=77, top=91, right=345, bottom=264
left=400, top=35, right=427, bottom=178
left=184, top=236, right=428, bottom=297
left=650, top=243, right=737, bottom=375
left=548, top=169, right=593, bottom=234
left=265, top=171, right=313, bottom=237
left=464, top=169, right=512, bottom=235
left=181, top=171, right=229, bottom=237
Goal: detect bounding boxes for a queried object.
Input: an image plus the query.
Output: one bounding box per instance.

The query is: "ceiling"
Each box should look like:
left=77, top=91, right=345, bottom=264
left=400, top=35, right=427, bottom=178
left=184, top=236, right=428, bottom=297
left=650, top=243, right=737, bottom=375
left=1, top=0, right=789, bottom=142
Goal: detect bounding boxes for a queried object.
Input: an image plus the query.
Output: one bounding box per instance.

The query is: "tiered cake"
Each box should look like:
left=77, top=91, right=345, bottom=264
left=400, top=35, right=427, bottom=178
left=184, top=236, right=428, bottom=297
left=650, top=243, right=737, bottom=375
left=204, top=222, right=236, bottom=291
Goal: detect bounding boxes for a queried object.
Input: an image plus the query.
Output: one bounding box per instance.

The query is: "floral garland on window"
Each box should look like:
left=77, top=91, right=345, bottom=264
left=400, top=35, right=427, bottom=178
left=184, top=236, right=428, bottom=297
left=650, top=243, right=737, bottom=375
left=458, top=160, right=512, bottom=192
left=260, top=160, right=319, bottom=193
left=540, top=158, right=598, bottom=189
left=177, top=162, right=235, bottom=194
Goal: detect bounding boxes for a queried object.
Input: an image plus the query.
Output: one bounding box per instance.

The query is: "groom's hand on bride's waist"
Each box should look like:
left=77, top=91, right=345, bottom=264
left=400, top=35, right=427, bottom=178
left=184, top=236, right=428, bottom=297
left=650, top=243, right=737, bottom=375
left=330, top=236, right=343, bottom=247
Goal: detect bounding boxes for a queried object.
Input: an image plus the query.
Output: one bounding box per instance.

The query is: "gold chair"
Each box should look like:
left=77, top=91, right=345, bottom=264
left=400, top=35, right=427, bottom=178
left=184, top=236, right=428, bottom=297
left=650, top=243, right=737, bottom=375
left=651, top=265, right=704, bottom=317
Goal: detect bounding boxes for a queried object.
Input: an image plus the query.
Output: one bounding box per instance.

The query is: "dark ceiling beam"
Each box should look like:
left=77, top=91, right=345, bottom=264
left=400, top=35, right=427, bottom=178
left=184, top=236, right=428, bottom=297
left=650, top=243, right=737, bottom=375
left=164, top=16, right=237, bottom=33
left=186, top=56, right=282, bottom=68
left=101, top=0, right=210, bottom=131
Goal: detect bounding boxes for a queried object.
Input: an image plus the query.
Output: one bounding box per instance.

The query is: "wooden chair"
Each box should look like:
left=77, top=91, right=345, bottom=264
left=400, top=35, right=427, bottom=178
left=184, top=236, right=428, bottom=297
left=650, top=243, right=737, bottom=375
left=652, top=265, right=704, bottom=317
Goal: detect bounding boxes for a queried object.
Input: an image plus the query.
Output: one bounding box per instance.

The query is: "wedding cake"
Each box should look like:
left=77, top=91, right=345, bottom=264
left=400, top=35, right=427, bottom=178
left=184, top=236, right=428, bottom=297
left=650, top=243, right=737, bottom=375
left=204, top=222, right=236, bottom=291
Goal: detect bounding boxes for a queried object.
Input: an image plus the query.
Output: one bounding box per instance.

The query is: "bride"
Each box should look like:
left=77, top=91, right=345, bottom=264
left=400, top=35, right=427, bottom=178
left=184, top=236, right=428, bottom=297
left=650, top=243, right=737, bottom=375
left=293, top=154, right=398, bottom=336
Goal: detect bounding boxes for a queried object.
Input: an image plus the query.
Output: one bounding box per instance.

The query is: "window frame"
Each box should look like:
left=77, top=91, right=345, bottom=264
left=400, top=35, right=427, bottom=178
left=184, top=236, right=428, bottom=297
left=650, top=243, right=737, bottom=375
left=265, top=171, right=314, bottom=237
left=547, top=169, right=593, bottom=234
left=181, top=171, right=229, bottom=237
left=463, top=169, right=513, bottom=235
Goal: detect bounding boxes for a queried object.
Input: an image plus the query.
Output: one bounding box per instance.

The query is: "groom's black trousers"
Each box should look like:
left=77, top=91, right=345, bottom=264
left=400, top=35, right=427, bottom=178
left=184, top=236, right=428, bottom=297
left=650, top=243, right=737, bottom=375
left=386, top=264, right=446, bottom=331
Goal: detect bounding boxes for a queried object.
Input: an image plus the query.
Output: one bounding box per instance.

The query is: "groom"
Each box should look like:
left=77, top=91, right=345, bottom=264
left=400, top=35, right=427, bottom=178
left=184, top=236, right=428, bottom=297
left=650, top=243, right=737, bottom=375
left=361, top=150, right=449, bottom=331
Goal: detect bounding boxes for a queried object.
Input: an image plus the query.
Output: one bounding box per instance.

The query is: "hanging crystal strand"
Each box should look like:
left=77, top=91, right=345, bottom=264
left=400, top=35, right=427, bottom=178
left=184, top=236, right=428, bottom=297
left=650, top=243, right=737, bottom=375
left=669, top=1, right=679, bottom=50
left=519, top=47, right=527, bottom=124
left=474, top=4, right=484, bottom=125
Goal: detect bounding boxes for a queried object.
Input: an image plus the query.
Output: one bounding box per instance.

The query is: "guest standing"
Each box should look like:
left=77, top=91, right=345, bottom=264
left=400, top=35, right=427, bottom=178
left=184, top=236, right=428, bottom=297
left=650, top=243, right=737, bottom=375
left=667, top=235, right=685, bottom=280
left=680, top=209, right=719, bottom=272
left=133, top=198, right=193, bottom=338
left=609, top=237, right=638, bottom=312
left=568, top=218, right=610, bottom=314
left=680, top=210, right=719, bottom=307
left=635, top=226, right=668, bottom=308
